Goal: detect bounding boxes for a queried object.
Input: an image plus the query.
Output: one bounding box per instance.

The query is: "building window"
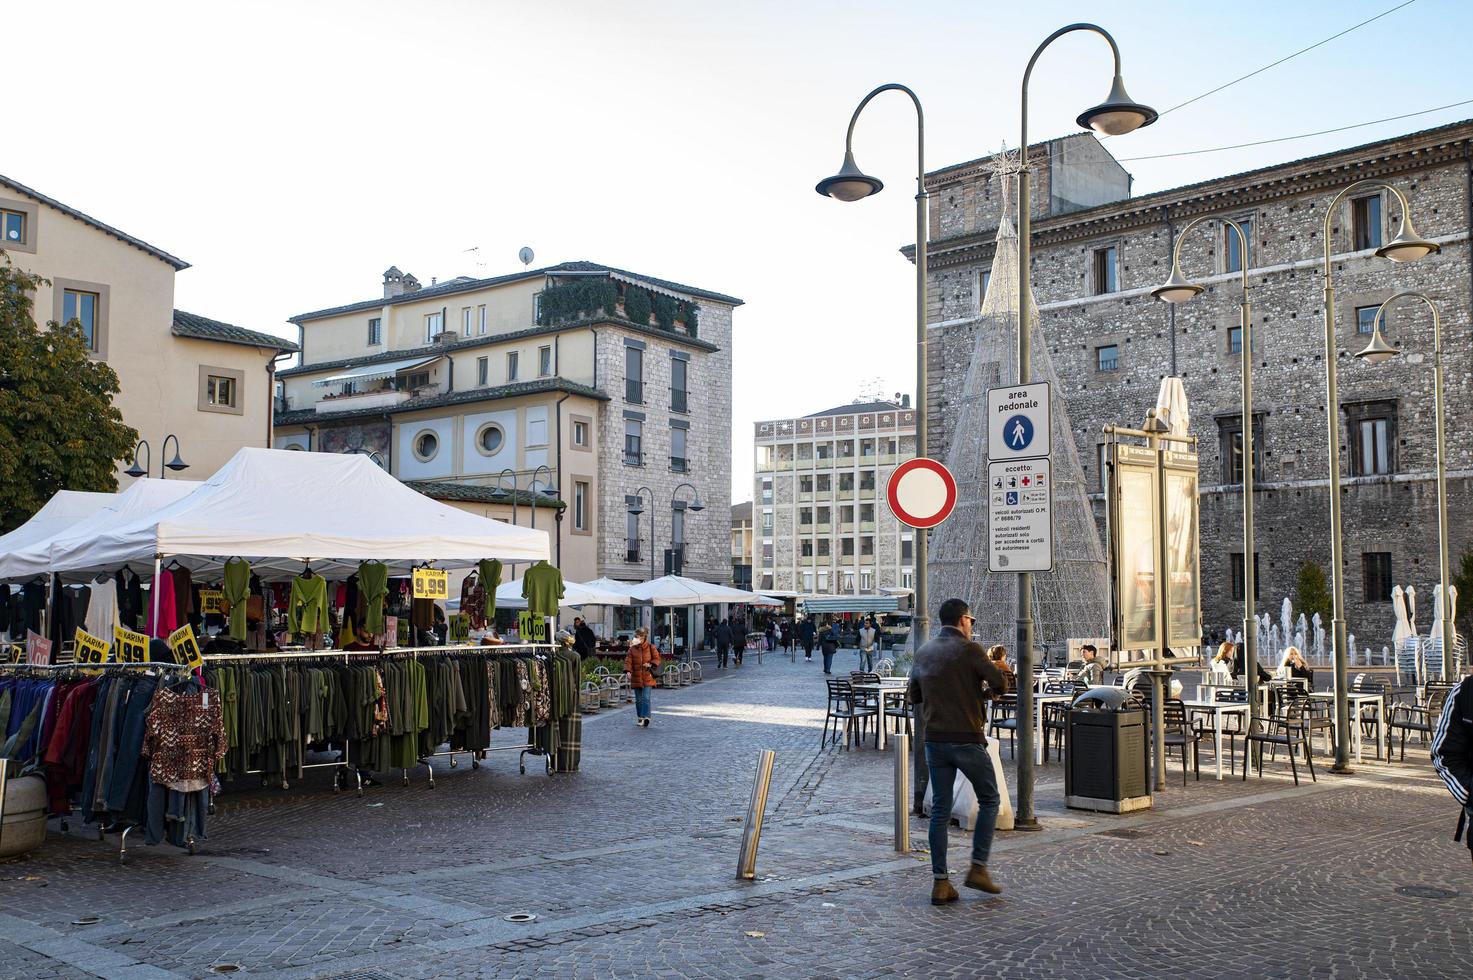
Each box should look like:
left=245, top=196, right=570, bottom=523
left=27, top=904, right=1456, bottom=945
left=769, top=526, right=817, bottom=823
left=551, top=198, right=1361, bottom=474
left=624, top=419, right=643, bottom=466
left=762, top=509, right=774, bottom=532
left=206, top=374, right=236, bottom=408
left=404, top=370, right=430, bottom=390
left=367, top=317, right=382, bottom=346
left=462, top=307, right=473, bottom=334
left=816, top=506, right=831, bottom=526
left=1096, top=345, right=1119, bottom=372
left=799, top=507, right=813, bottom=527
left=859, top=470, right=875, bottom=491
left=476, top=356, right=488, bottom=387
left=799, top=475, right=813, bottom=494
left=626, top=510, right=641, bottom=563
left=1351, top=194, right=1383, bottom=251
left=425, top=312, right=444, bottom=342
left=860, top=536, right=874, bottom=557
left=625, top=346, right=643, bottom=403
left=475, top=422, right=504, bottom=456
left=818, top=539, right=831, bottom=558
left=979, top=268, right=992, bottom=306
left=573, top=481, right=589, bottom=532
left=573, top=419, right=589, bottom=447
left=842, top=571, right=855, bottom=592
left=671, top=508, right=685, bottom=547
left=413, top=430, right=439, bottom=462
left=538, top=345, right=553, bottom=377
left=1224, top=217, right=1253, bottom=273
left=670, top=425, right=688, bottom=472
left=506, top=351, right=519, bottom=382
left=816, top=474, right=831, bottom=492
left=1091, top=245, right=1118, bottom=294
left=62, top=288, right=101, bottom=350
left=860, top=569, right=872, bottom=592
left=1229, top=552, right=1261, bottom=602
left=1363, top=552, right=1393, bottom=602
left=670, top=357, right=689, bottom=413
left=1096, top=443, right=1108, bottom=492
left=801, top=540, right=813, bottom=557
left=1355, top=304, right=1387, bottom=336
left=1218, top=415, right=1266, bottom=484
left=901, top=569, right=914, bottom=589
left=803, top=571, right=814, bottom=592
left=478, top=305, right=487, bottom=335
left=197, top=365, right=244, bottom=416
left=762, top=478, right=773, bottom=504
left=900, top=537, right=913, bottom=562
left=526, top=414, right=547, bottom=446
left=860, top=503, right=874, bottom=523
left=1, top=207, right=27, bottom=246
left=1345, top=401, right=1396, bottom=476
left=839, top=472, right=854, bottom=493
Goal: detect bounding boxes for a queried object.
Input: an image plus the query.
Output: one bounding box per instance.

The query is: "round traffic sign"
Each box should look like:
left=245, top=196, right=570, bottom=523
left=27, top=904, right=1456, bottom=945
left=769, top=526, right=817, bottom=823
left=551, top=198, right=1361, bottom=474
left=886, top=457, right=958, bottom=529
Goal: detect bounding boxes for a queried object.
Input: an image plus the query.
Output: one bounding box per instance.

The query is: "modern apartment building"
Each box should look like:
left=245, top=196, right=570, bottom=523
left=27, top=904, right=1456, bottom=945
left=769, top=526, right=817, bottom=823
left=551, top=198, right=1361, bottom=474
left=274, top=261, right=739, bottom=585
left=730, top=501, right=753, bottom=590
left=0, top=175, right=298, bottom=481
left=753, top=398, right=917, bottom=595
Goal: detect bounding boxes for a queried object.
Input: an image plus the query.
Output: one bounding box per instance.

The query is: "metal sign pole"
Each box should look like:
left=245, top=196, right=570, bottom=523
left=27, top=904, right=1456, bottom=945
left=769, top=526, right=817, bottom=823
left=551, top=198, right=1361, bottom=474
left=1150, top=423, right=1168, bottom=792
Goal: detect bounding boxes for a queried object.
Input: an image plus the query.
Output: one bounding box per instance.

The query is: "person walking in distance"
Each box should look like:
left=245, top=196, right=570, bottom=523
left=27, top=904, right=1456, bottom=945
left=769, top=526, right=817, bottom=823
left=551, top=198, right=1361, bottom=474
left=714, top=617, right=732, bottom=669
left=799, top=617, right=816, bottom=663
left=858, top=617, right=879, bottom=673
left=732, top=616, right=745, bottom=668
left=625, top=627, right=661, bottom=727
left=820, top=620, right=841, bottom=675
left=907, top=598, right=1007, bottom=905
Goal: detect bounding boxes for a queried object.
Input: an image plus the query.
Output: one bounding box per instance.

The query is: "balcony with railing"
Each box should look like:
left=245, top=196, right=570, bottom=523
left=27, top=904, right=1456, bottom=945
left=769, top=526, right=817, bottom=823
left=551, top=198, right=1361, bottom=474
left=625, top=378, right=644, bottom=404
left=670, top=387, right=688, bottom=414
left=670, top=456, right=687, bottom=473
left=626, top=546, right=642, bottom=563
left=624, top=444, right=644, bottom=467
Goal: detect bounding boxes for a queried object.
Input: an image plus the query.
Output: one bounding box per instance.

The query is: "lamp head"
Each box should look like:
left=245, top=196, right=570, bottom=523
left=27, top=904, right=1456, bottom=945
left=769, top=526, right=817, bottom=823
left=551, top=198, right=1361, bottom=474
left=1354, top=328, right=1400, bottom=365
left=124, top=459, right=147, bottom=479
left=540, top=484, right=559, bottom=498
left=627, top=500, right=645, bottom=516
left=815, top=149, right=884, bottom=202
left=1151, top=266, right=1204, bottom=304
left=164, top=450, right=189, bottom=473
left=1376, top=213, right=1440, bottom=263
left=489, top=485, right=509, bottom=500
left=689, top=495, right=705, bottom=513
left=1077, top=75, right=1158, bottom=136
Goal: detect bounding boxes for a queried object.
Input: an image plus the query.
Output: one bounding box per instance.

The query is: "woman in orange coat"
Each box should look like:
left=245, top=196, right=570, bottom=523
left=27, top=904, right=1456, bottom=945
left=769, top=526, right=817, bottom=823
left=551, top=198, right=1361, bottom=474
left=625, top=626, right=662, bottom=728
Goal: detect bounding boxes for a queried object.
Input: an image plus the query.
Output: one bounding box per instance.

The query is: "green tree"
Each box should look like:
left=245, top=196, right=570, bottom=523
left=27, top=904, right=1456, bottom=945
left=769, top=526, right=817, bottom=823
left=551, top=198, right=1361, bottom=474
left=1452, top=546, right=1473, bottom=638
left=1294, top=561, right=1333, bottom=622
left=0, top=262, right=136, bottom=532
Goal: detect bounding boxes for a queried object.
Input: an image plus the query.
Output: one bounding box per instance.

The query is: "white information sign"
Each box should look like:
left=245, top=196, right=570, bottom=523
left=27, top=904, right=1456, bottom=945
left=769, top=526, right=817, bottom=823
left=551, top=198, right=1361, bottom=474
left=987, top=382, right=1051, bottom=460
left=987, top=458, right=1053, bottom=572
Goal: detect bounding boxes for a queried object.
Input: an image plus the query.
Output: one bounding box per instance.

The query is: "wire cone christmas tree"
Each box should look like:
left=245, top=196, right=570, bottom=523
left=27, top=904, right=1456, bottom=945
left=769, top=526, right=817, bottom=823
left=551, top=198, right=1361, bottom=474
left=926, top=147, right=1110, bottom=653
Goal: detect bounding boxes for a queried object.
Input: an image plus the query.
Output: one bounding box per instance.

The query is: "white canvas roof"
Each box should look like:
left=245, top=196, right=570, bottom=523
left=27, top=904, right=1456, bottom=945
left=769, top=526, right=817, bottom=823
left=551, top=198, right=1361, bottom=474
left=0, top=479, right=200, bottom=582
left=0, top=490, right=114, bottom=558
left=45, top=447, right=549, bottom=581
left=489, top=577, right=633, bottom=610
left=625, top=575, right=782, bottom=607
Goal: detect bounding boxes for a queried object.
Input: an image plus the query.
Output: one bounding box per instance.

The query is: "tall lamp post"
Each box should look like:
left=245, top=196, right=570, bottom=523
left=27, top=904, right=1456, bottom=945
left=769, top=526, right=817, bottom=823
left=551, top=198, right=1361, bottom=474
left=628, top=486, right=657, bottom=580
left=125, top=436, right=190, bottom=479
left=815, top=83, right=931, bottom=654
left=491, top=468, right=521, bottom=528
left=1357, top=291, right=1454, bottom=678
left=1017, top=23, right=1156, bottom=825
left=1153, top=217, right=1260, bottom=727
left=529, top=464, right=559, bottom=534
left=1318, top=179, right=1440, bottom=772
left=670, top=481, right=706, bottom=574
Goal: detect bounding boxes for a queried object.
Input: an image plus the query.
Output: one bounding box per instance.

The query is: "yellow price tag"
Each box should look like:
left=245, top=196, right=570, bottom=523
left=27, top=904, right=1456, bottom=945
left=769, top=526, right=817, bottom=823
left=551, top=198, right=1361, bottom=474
left=74, top=628, right=110, bottom=665
left=114, top=625, right=149, bottom=663
left=199, top=589, right=226, bottom=614
left=448, top=613, right=470, bottom=643
left=517, top=611, right=548, bottom=643
left=168, top=623, right=203, bottom=671
left=412, top=567, right=449, bottom=600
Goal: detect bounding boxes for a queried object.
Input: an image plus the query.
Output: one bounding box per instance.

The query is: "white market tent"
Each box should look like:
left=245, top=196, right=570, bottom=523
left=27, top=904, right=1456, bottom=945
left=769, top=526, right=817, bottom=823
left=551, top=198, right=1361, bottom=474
left=0, top=479, right=200, bottom=582
left=626, top=575, right=782, bottom=607
left=0, top=490, right=114, bottom=557
left=456, top=578, right=633, bottom=611
left=579, top=578, right=639, bottom=603
left=43, top=447, right=549, bottom=582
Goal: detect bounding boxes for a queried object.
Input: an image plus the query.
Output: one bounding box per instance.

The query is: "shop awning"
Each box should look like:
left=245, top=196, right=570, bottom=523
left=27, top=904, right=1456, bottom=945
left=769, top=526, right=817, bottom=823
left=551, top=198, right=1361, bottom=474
left=801, top=595, right=901, bottom=614
left=312, top=355, right=442, bottom=387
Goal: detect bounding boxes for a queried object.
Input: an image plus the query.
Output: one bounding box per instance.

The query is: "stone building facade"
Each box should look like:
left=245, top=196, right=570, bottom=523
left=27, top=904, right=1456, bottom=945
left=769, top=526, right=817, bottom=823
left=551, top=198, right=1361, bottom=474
left=921, top=121, right=1473, bottom=649
left=754, top=400, right=918, bottom=596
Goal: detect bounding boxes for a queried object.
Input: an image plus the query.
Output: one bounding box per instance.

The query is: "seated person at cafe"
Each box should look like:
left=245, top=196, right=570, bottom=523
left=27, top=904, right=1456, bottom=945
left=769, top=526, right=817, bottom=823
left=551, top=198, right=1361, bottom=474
left=1279, top=645, right=1314, bottom=684
left=1077, top=644, right=1105, bottom=686
left=987, top=645, right=1015, bottom=693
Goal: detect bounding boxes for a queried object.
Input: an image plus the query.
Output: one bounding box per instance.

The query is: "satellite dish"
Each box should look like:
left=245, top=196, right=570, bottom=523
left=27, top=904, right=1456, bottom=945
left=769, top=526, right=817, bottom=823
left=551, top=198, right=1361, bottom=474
left=518, top=247, right=535, bottom=269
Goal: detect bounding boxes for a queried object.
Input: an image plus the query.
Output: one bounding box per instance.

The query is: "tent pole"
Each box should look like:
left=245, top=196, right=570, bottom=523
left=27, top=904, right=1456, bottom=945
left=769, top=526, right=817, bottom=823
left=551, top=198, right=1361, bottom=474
left=151, top=555, right=163, bottom=638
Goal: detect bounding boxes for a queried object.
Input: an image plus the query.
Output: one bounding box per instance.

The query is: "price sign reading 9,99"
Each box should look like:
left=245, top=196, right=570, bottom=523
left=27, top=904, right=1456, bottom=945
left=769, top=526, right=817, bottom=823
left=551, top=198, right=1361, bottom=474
left=412, top=567, right=449, bottom=600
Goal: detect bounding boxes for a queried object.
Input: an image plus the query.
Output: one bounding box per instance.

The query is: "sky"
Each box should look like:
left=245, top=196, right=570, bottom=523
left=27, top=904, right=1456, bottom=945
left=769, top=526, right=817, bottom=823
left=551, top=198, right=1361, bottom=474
left=8, top=0, right=1472, bottom=503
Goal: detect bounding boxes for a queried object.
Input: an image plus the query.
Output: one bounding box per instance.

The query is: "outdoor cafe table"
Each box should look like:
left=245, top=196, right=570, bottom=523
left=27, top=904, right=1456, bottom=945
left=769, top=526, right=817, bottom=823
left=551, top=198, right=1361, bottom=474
left=1031, top=694, right=1074, bottom=765
left=852, top=678, right=909, bottom=750
left=1181, top=699, right=1251, bottom=780
left=1309, top=691, right=1386, bottom=763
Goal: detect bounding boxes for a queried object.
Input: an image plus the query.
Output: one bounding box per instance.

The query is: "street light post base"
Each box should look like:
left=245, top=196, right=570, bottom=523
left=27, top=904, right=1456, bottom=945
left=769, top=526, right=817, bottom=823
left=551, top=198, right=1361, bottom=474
left=1329, top=763, right=1355, bottom=776
left=1011, top=817, right=1043, bottom=832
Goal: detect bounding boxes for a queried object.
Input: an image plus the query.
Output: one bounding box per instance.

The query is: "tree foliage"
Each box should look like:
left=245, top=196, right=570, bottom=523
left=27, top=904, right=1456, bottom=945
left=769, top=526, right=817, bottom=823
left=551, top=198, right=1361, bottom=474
left=622, top=285, right=652, bottom=326
left=0, top=262, right=136, bottom=532
left=1452, top=546, right=1473, bottom=638
left=1294, top=561, right=1332, bottom=622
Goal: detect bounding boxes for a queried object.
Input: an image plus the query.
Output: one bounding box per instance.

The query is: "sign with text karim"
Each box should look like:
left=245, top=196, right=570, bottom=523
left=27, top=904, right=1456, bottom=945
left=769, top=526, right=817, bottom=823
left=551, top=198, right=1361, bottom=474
left=988, top=382, right=1051, bottom=460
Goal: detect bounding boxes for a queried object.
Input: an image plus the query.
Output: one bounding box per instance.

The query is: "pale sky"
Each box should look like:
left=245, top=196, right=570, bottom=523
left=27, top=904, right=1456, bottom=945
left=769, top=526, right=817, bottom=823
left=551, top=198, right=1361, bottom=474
left=9, top=0, right=1470, bottom=502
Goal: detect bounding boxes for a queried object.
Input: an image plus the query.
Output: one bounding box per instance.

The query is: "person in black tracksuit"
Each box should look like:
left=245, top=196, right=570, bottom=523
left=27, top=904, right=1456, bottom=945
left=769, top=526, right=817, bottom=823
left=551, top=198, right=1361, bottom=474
left=799, top=619, right=816, bottom=663
left=714, top=619, right=732, bottom=669
left=1432, top=675, right=1473, bottom=864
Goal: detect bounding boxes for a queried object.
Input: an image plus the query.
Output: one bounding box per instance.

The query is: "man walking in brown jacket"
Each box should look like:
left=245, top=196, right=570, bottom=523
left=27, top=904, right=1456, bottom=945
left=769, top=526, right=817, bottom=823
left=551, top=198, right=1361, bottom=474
left=907, top=597, right=1006, bottom=905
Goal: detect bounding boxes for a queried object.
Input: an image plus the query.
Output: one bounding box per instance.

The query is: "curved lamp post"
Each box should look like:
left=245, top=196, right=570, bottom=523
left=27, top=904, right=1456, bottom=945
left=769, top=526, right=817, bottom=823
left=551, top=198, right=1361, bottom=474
left=815, top=83, right=931, bottom=656
left=1357, top=291, right=1453, bottom=679
left=490, top=468, right=520, bottom=528
left=1153, top=217, right=1261, bottom=727
left=124, top=440, right=152, bottom=479
left=1318, top=180, right=1440, bottom=772
left=160, top=434, right=189, bottom=476
left=1017, top=22, right=1156, bottom=817
left=529, top=464, right=558, bottom=534
left=627, top=486, right=656, bottom=581
left=125, top=436, right=189, bottom=479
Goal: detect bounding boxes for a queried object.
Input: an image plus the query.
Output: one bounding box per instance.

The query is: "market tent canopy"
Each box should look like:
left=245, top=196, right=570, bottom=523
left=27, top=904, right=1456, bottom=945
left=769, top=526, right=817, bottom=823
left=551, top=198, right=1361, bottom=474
left=0, top=490, right=114, bottom=558
left=625, top=575, right=782, bottom=607
left=45, top=447, right=550, bottom=581
left=491, top=577, right=634, bottom=610
left=578, top=578, right=639, bottom=603
left=0, top=479, right=200, bottom=582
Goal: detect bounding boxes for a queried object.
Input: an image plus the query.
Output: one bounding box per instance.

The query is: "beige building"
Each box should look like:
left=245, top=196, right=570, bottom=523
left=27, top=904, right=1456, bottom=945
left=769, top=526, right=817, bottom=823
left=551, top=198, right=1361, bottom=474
left=754, top=398, right=917, bottom=595
left=0, top=175, right=297, bottom=480
left=274, top=262, right=739, bottom=585
left=730, top=501, right=753, bottom=589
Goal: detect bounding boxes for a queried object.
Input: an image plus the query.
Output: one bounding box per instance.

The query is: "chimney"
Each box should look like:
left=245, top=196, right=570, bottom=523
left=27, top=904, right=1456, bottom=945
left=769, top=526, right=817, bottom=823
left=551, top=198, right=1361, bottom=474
left=900, top=393, right=911, bottom=408
left=402, top=273, right=421, bottom=294
left=436, top=330, right=460, bottom=345
left=383, top=265, right=405, bottom=298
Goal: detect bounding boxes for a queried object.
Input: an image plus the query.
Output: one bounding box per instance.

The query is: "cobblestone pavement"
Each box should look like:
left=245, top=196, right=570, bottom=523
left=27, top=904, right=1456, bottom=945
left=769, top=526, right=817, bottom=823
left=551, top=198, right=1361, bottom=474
left=1, top=650, right=1468, bottom=979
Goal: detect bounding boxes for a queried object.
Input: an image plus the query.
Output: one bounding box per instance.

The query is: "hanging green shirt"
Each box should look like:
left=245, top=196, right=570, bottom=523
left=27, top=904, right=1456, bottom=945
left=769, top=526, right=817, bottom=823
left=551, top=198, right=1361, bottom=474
left=521, top=561, right=564, bottom=619
left=288, top=574, right=329, bottom=635
left=478, top=559, right=503, bottom=621
left=222, top=558, right=251, bottom=641
left=359, top=561, right=389, bottom=633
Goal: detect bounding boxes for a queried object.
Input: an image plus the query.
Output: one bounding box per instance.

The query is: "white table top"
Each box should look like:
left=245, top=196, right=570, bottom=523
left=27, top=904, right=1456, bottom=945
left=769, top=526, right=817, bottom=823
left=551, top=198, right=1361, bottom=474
left=1181, top=699, right=1250, bottom=711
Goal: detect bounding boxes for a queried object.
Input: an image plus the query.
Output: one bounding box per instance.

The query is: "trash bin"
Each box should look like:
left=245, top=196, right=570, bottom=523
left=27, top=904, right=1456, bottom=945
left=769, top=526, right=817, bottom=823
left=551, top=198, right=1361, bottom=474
left=1065, top=686, right=1151, bottom=813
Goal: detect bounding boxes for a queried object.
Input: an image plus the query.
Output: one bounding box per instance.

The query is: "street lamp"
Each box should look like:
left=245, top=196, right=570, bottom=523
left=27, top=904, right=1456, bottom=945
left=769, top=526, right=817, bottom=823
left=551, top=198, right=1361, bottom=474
left=1357, top=291, right=1454, bottom=679
left=1318, top=179, right=1439, bottom=773
left=125, top=436, right=189, bottom=479
left=815, top=83, right=932, bottom=657
left=1153, top=217, right=1261, bottom=728
left=491, top=468, right=520, bottom=528
left=627, top=486, right=656, bottom=581
left=529, top=464, right=558, bottom=533
left=124, top=440, right=151, bottom=479
left=1016, top=22, right=1156, bottom=823
left=161, top=434, right=189, bottom=475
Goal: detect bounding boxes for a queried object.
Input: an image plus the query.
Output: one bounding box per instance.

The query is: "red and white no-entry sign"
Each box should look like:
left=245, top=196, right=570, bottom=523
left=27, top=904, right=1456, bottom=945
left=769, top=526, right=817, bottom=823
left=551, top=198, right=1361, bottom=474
left=886, top=457, right=958, bottom=529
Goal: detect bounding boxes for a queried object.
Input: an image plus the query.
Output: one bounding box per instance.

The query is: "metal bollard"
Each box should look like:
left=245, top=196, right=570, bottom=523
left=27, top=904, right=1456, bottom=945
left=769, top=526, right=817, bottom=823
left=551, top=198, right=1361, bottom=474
left=893, top=732, right=911, bottom=853
left=736, top=749, right=776, bottom=881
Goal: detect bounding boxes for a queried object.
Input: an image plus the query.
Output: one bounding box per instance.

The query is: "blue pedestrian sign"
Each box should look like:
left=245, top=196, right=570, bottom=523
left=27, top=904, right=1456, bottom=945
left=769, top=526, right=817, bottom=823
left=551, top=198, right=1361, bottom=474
left=1004, top=414, right=1034, bottom=452
left=987, top=382, right=1051, bottom=461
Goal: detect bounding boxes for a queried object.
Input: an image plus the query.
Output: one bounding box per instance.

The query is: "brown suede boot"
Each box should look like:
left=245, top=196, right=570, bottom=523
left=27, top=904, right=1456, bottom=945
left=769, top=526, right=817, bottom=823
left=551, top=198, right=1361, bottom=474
left=964, top=863, right=1002, bottom=894
left=930, top=878, right=959, bottom=905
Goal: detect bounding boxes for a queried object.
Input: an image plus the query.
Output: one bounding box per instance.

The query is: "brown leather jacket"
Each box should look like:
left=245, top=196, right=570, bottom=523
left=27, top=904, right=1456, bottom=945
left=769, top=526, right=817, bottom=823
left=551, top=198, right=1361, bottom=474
left=625, top=641, right=662, bottom=688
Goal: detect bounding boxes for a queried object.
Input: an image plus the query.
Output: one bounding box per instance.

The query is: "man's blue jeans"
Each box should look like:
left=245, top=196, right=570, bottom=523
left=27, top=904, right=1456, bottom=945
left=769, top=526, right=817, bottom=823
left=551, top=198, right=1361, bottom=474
left=925, top=740, right=1001, bottom=879
left=634, top=687, right=651, bottom=720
